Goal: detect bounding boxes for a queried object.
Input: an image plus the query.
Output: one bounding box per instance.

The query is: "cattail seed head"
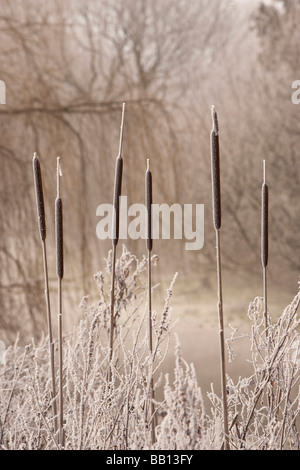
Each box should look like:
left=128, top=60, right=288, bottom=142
left=261, top=182, right=269, bottom=268
left=146, top=159, right=153, bottom=252
left=55, top=197, right=64, bottom=279
left=112, top=155, right=123, bottom=246
left=32, top=153, right=46, bottom=241
left=211, top=106, right=221, bottom=231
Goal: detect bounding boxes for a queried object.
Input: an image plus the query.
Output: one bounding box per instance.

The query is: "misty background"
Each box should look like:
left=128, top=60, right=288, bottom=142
left=0, top=0, right=299, bottom=343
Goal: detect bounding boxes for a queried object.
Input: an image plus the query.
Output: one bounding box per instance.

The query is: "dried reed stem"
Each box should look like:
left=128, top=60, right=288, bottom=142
left=262, top=160, right=269, bottom=335
left=108, top=103, right=125, bottom=382
left=108, top=243, right=117, bottom=383
left=146, top=160, right=153, bottom=352
left=32, top=153, right=58, bottom=437
left=146, top=158, right=155, bottom=443
left=210, top=106, right=230, bottom=450
left=215, top=229, right=229, bottom=449
left=55, top=157, right=64, bottom=446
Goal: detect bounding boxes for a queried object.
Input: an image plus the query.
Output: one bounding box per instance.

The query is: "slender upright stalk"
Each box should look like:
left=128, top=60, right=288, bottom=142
left=210, top=106, right=230, bottom=450
left=146, top=159, right=153, bottom=353
left=32, top=153, right=58, bottom=437
left=108, top=102, right=125, bottom=382
left=146, top=158, right=155, bottom=443
left=55, top=157, right=64, bottom=447
left=108, top=242, right=117, bottom=382
left=261, top=160, right=269, bottom=336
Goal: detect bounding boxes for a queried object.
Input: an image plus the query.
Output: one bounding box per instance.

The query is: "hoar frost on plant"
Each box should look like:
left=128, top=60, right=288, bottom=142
left=0, top=249, right=299, bottom=450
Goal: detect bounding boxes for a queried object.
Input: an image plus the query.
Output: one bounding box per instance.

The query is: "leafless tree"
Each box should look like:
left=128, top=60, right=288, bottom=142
left=0, top=0, right=298, bottom=342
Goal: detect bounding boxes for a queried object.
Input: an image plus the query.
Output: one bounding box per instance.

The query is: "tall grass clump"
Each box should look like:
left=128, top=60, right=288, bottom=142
left=1, top=246, right=299, bottom=449
left=225, top=288, right=300, bottom=450
left=0, top=248, right=177, bottom=449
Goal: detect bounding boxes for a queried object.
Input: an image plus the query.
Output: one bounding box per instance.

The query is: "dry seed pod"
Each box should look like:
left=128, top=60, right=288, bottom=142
left=112, top=155, right=123, bottom=246
left=261, top=182, right=269, bottom=268
left=211, top=107, right=221, bottom=231
left=32, top=153, right=46, bottom=241
left=55, top=197, right=64, bottom=279
left=145, top=160, right=153, bottom=252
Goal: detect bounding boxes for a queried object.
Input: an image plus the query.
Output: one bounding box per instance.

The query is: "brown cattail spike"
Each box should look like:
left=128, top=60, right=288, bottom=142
left=261, top=183, right=269, bottom=268
left=56, top=158, right=64, bottom=279
left=56, top=198, right=64, bottom=279
left=261, top=160, right=269, bottom=268
left=33, top=153, right=46, bottom=241
left=112, top=155, right=123, bottom=246
left=211, top=106, right=221, bottom=231
left=146, top=159, right=153, bottom=252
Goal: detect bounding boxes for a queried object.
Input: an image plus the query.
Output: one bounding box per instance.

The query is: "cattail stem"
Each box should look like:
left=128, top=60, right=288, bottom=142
left=216, top=229, right=230, bottom=450
left=146, top=159, right=153, bottom=354
left=147, top=250, right=153, bottom=354
left=146, top=159, right=155, bottom=443
left=57, top=277, right=64, bottom=447
left=55, top=157, right=64, bottom=447
left=108, top=103, right=125, bottom=382
left=41, top=241, right=58, bottom=435
left=108, top=242, right=117, bottom=383
left=263, top=266, right=268, bottom=334
left=262, top=160, right=269, bottom=335
left=210, top=107, right=230, bottom=450
left=33, top=153, right=58, bottom=437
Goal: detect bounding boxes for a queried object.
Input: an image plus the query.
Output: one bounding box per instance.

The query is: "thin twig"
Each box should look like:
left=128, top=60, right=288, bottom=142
left=119, top=102, right=126, bottom=156
left=0, top=346, right=29, bottom=444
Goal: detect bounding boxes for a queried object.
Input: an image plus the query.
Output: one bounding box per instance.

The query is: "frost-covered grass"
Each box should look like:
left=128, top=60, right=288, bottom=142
left=0, top=248, right=299, bottom=450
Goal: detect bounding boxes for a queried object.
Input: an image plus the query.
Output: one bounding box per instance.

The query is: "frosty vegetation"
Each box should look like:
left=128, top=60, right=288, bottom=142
left=0, top=247, right=299, bottom=450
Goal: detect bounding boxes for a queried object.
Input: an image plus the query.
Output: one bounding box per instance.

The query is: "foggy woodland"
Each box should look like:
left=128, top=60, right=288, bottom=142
left=0, top=0, right=299, bottom=342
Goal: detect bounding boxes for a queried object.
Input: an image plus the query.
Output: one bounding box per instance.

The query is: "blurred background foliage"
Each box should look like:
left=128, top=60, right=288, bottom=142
left=0, top=0, right=299, bottom=342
